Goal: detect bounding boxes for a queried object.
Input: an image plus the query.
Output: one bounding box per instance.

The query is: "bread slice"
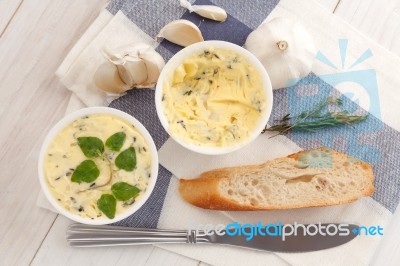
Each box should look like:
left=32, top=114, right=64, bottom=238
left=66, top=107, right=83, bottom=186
left=179, top=147, right=375, bottom=210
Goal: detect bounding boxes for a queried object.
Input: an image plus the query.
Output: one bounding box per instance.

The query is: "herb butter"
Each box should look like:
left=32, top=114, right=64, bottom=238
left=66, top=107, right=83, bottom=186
left=43, top=114, right=152, bottom=219
left=162, top=47, right=266, bottom=147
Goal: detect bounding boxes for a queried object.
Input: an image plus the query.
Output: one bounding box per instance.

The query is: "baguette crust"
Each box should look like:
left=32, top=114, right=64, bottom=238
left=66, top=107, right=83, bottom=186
left=179, top=147, right=375, bottom=210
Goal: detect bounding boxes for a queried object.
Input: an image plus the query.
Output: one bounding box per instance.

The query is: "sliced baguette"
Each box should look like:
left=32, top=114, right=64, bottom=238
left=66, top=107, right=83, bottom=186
left=179, top=147, right=375, bottom=210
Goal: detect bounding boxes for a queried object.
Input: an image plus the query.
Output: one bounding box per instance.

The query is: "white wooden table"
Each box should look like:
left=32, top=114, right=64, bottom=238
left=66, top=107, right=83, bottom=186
left=1, top=0, right=400, bottom=265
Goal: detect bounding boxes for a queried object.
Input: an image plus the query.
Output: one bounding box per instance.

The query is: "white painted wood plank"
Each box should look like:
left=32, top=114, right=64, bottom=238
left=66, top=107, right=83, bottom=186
left=145, top=247, right=199, bottom=266
left=315, top=0, right=340, bottom=12
left=32, top=216, right=200, bottom=266
left=371, top=206, right=400, bottom=266
left=0, top=0, right=23, bottom=35
left=31, top=216, right=155, bottom=266
left=0, top=0, right=202, bottom=262
left=330, top=1, right=400, bottom=264
left=334, top=0, right=400, bottom=56
left=0, top=0, right=108, bottom=264
left=2, top=0, right=400, bottom=265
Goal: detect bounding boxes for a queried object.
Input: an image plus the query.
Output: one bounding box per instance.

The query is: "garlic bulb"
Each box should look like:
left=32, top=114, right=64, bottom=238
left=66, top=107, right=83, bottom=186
left=93, top=43, right=165, bottom=94
left=156, top=19, right=203, bottom=47
left=179, top=0, right=227, bottom=22
left=245, top=17, right=316, bottom=89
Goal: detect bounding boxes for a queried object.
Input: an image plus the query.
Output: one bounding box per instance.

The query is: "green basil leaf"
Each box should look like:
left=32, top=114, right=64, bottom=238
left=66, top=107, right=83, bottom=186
left=105, top=132, right=126, bottom=152
left=77, top=137, right=104, bottom=157
left=97, top=194, right=116, bottom=219
left=71, top=160, right=100, bottom=183
left=115, top=147, right=136, bottom=171
left=111, top=182, right=141, bottom=201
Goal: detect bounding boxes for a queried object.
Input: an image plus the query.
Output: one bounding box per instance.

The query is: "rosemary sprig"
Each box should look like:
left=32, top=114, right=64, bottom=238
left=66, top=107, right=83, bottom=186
left=263, top=97, right=368, bottom=137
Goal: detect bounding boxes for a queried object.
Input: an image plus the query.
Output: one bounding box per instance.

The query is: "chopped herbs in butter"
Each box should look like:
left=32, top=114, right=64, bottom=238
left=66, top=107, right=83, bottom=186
left=44, top=114, right=152, bottom=219
left=163, top=47, right=266, bottom=147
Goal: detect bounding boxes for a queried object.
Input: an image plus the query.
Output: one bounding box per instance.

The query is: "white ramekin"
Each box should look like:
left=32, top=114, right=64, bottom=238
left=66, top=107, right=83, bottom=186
left=155, top=40, right=273, bottom=155
left=38, top=107, right=159, bottom=225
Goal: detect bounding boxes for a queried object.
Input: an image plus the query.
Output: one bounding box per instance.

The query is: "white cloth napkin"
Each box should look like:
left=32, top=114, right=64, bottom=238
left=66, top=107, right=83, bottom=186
left=158, top=138, right=390, bottom=266
left=56, top=10, right=160, bottom=106
left=37, top=0, right=400, bottom=265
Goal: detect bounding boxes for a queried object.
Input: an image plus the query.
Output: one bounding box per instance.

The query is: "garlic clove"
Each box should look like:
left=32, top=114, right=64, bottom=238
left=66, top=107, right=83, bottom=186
left=156, top=19, right=204, bottom=47
left=102, top=47, right=124, bottom=64
left=139, top=49, right=165, bottom=85
left=103, top=46, right=148, bottom=87
left=193, top=6, right=227, bottom=22
left=95, top=43, right=165, bottom=93
left=93, top=60, right=130, bottom=94
left=116, top=58, right=148, bottom=87
left=180, top=0, right=227, bottom=22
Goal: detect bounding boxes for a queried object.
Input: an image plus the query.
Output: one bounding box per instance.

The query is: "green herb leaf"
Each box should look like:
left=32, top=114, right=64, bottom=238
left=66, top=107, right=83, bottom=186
left=97, top=194, right=116, bottom=219
left=71, top=160, right=100, bottom=183
left=111, top=182, right=141, bottom=201
left=77, top=137, right=104, bottom=157
left=115, top=147, right=136, bottom=171
left=105, top=132, right=126, bottom=151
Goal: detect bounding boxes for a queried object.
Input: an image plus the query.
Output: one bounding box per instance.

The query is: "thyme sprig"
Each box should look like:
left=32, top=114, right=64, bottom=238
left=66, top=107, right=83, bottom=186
left=262, top=97, right=368, bottom=137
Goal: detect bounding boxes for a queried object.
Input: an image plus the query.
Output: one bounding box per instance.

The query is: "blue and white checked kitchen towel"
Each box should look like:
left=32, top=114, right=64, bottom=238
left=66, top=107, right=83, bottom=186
left=47, top=0, right=400, bottom=265
left=108, top=0, right=281, bottom=228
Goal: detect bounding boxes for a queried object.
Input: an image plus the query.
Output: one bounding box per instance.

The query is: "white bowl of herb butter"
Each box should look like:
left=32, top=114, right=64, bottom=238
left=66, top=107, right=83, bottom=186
left=38, top=107, right=158, bottom=225
left=155, top=41, right=273, bottom=155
